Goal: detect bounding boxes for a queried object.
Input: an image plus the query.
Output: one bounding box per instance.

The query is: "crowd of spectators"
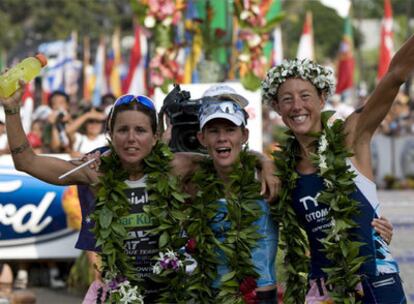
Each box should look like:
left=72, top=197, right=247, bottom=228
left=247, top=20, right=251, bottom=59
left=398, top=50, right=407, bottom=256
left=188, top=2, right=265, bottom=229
left=0, top=91, right=114, bottom=158
left=262, top=88, right=414, bottom=154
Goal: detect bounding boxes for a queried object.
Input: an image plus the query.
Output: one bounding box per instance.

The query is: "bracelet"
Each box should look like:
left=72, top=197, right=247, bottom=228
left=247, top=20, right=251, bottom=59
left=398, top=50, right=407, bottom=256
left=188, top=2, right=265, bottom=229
left=10, top=141, right=30, bottom=155
left=4, top=106, right=20, bottom=115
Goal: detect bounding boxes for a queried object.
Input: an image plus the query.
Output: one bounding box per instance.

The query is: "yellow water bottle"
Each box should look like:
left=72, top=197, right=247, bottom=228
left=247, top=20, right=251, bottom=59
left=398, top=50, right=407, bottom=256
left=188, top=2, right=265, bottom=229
left=0, top=54, right=47, bottom=98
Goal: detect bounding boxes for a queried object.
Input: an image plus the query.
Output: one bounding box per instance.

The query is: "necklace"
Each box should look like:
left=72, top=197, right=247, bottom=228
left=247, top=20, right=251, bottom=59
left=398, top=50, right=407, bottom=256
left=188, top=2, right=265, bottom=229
left=92, top=141, right=186, bottom=303
left=272, top=111, right=366, bottom=303
left=184, top=148, right=263, bottom=303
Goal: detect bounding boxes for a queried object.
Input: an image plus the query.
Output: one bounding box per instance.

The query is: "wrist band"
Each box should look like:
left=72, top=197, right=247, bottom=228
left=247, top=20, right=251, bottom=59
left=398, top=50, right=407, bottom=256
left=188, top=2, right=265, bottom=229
left=4, top=107, right=20, bottom=115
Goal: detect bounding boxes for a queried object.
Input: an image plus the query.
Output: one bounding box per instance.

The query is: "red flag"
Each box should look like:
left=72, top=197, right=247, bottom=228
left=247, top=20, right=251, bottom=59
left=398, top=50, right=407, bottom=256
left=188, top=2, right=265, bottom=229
left=122, top=25, right=147, bottom=95
left=296, top=11, right=314, bottom=60
left=336, top=16, right=355, bottom=94
left=377, top=0, right=393, bottom=81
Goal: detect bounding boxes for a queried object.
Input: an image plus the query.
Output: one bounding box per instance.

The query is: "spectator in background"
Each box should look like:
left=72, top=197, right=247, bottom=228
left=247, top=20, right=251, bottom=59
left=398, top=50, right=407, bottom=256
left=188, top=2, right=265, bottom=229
left=44, top=91, right=72, bottom=153
left=66, top=107, right=107, bottom=157
left=100, top=93, right=116, bottom=117
left=325, top=94, right=354, bottom=120
left=379, top=91, right=410, bottom=136
left=26, top=119, right=45, bottom=154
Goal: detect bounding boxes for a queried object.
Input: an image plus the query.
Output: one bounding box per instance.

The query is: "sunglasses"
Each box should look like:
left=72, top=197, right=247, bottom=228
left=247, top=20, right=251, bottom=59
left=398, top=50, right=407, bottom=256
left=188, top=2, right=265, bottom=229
left=108, top=94, right=156, bottom=127
left=199, top=101, right=243, bottom=118
left=113, top=94, right=156, bottom=111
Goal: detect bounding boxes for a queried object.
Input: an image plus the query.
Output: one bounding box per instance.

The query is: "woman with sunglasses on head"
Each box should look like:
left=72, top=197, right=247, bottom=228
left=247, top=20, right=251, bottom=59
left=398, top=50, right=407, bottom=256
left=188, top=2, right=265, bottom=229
left=259, top=35, right=414, bottom=304
left=0, top=85, right=189, bottom=303
left=183, top=96, right=279, bottom=303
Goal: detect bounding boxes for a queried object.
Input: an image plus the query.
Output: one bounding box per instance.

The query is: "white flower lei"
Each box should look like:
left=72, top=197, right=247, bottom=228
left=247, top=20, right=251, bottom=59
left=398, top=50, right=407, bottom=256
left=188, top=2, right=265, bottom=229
left=261, top=58, right=336, bottom=104
left=318, top=118, right=336, bottom=189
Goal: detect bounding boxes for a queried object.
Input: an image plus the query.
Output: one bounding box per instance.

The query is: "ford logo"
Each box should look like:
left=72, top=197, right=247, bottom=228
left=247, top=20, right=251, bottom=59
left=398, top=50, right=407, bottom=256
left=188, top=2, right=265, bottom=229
left=0, top=166, right=81, bottom=247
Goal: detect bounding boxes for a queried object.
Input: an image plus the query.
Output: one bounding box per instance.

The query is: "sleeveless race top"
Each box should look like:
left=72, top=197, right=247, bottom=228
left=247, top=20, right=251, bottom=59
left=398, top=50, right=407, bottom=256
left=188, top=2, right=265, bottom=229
left=210, top=198, right=278, bottom=288
left=291, top=160, right=399, bottom=278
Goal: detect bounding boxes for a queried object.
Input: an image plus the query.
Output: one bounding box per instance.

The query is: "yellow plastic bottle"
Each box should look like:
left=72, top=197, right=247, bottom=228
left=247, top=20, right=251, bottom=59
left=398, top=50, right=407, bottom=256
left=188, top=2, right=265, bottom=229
left=0, top=54, right=47, bottom=98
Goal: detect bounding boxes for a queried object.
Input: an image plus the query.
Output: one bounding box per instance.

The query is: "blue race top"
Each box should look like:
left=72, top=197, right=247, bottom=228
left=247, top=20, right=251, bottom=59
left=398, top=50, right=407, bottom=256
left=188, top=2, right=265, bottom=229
left=291, top=160, right=399, bottom=278
left=210, top=198, right=278, bottom=288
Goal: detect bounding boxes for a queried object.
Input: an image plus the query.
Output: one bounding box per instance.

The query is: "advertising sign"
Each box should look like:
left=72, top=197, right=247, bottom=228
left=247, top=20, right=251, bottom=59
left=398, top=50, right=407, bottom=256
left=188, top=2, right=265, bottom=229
left=0, top=156, right=81, bottom=259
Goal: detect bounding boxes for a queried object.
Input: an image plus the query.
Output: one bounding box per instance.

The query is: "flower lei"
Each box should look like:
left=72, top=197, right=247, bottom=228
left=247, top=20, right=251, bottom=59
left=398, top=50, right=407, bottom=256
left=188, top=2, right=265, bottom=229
left=134, top=0, right=185, bottom=93
left=91, top=141, right=188, bottom=303
left=183, top=148, right=263, bottom=303
left=272, top=111, right=366, bottom=303
left=262, top=58, right=336, bottom=105
left=234, top=0, right=284, bottom=91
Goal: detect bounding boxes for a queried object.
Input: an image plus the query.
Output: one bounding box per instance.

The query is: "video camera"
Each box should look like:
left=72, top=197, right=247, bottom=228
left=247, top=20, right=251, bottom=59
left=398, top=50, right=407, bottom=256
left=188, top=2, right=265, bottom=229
left=160, top=84, right=206, bottom=153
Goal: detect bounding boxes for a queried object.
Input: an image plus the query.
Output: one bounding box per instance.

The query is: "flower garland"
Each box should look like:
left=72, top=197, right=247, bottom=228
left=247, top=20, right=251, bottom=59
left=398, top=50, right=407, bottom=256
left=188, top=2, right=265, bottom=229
left=272, top=111, right=366, bottom=303
left=183, top=149, right=263, bottom=303
left=262, top=58, right=336, bottom=105
left=91, top=141, right=188, bottom=303
left=234, top=0, right=284, bottom=91
left=134, top=0, right=184, bottom=93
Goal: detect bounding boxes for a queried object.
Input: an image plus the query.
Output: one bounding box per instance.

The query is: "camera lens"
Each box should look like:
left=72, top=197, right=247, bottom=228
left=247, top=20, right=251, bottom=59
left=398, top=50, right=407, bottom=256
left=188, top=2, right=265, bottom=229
left=170, top=125, right=206, bottom=153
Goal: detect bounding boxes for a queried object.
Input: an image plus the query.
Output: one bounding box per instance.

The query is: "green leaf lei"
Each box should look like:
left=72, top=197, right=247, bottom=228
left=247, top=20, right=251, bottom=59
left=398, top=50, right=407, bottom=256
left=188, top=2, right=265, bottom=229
left=184, top=148, right=263, bottom=303
left=91, top=141, right=188, bottom=303
left=272, top=111, right=366, bottom=303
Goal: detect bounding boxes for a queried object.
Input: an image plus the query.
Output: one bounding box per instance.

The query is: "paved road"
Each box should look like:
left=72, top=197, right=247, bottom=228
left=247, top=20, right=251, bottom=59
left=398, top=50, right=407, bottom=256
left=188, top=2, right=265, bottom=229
left=21, top=190, right=414, bottom=303
left=28, top=287, right=83, bottom=304
left=378, top=190, right=414, bottom=303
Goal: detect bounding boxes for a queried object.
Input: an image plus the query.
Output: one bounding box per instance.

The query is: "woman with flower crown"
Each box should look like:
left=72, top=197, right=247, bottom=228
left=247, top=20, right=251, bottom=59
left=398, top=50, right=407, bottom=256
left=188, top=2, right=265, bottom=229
left=260, top=35, right=414, bottom=304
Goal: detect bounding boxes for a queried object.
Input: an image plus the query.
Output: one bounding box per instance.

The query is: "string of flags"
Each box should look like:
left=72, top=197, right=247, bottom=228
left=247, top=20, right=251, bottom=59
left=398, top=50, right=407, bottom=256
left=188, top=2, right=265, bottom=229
left=1, top=0, right=392, bottom=105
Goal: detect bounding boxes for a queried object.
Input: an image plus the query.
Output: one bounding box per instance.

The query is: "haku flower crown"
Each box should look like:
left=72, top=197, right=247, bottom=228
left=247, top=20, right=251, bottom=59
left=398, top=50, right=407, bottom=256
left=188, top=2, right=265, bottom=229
left=261, top=58, right=336, bottom=105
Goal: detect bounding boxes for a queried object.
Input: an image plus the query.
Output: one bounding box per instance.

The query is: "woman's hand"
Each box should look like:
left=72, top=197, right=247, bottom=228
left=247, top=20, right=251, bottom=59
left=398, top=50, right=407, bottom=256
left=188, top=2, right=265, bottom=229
left=259, top=159, right=280, bottom=203
left=372, top=216, right=394, bottom=245
left=0, top=79, right=25, bottom=112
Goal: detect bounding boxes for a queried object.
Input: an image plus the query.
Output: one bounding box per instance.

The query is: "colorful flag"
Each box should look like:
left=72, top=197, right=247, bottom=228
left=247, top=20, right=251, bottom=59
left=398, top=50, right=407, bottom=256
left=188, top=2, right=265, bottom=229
left=336, top=16, right=355, bottom=94
left=123, top=25, right=147, bottom=95
left=38, top=40, right=66, bottom=94
left=91, top=37, right=107, bottom=107
left=210, top=0, right=228, bottom=65
left=82, top=36, right=93, bottom=102
left=38, top=34, right=81, bottom=98
left=183, top=0, right=202, bottom=83
left=377, top=0, right=393, bottom=81
left=109, top=27, right=122, bottom=97
left=64, top=32, right=82, bottom=96
left=296, top=11, right=314, bottom=60
left=264, top=0, right=283, bottom=66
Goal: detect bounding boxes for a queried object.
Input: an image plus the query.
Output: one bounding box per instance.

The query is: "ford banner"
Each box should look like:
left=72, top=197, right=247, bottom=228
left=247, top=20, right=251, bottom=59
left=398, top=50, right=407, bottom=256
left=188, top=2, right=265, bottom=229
left=0, top=155, right=82, bottom=260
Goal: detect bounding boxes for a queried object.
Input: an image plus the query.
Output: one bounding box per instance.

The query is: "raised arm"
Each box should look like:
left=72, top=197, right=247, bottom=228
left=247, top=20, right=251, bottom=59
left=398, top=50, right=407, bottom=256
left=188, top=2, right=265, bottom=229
left=0, top=83, right=95, bottom=186
left=345, top=34, right=414, bottom=175
left=347, top=34, right=414, bottom=140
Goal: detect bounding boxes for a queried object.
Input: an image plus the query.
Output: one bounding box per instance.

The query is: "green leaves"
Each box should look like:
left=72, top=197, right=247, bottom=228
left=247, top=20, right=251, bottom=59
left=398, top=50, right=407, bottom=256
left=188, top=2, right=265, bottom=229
left=274, top=112, right=366, bottom=302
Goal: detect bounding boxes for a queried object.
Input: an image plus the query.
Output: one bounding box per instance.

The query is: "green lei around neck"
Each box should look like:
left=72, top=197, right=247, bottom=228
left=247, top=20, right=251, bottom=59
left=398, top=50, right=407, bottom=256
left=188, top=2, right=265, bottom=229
left=272, top=111, right=366, bottom=304
left=182, top=148, right=263, bottom=303
left=91, top=141, right=188, bottom=303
